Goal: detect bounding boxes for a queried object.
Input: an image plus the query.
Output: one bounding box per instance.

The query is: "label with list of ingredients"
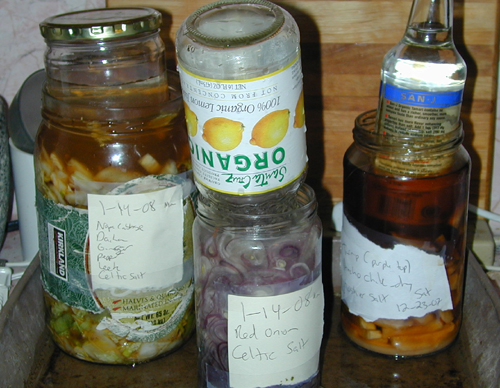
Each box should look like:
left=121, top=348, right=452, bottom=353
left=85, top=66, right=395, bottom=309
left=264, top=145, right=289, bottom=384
left=87, top=184, right=184, bottom=291
left=227, top=276, right=324, bottom=388
left=340, top=214, right=453, bottom=322
left=378, top=84, right=463, bottom=136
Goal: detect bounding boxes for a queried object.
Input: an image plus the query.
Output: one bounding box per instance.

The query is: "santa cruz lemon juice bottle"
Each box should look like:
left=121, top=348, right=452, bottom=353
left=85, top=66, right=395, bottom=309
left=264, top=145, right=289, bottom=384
left=176, top=0, right=307, bottom=204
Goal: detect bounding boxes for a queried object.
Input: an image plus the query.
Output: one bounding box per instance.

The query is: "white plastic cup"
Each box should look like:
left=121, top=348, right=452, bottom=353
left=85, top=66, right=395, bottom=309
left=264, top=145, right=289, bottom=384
left=9, top=138, right=38, bottom=262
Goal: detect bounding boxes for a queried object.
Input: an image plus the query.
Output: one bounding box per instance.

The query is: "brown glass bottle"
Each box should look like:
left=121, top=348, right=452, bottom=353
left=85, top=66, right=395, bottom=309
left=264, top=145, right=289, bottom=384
left=340, top=110, right=470, bottom=357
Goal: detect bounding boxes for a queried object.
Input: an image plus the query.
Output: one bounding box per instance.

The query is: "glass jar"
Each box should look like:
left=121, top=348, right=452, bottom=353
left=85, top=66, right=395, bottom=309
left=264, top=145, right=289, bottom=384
left=193, top=184, right=324, bottom=387
left=340, top=110, right=470, bottom=357
left=176, top=0, right=307, bottom=203
left=36, top=8, right=195, bottom=364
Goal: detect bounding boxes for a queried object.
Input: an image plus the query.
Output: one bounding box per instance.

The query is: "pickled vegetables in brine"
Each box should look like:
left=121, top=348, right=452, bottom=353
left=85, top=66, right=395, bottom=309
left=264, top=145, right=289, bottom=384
left=35, top=73, right=196, bottom=364
left=340, top=156, right=469, bottom=357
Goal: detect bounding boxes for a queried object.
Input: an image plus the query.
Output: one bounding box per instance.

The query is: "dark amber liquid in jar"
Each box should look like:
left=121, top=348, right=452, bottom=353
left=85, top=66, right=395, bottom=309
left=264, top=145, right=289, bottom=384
left=341, top=153, right=469, bottom=356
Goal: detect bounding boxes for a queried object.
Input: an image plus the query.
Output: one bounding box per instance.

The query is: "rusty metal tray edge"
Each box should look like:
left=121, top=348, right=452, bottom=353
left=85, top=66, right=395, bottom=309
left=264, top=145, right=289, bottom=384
left=0, top=254, right=45, bottom=388
left=1, top=242, right=500, bottom=387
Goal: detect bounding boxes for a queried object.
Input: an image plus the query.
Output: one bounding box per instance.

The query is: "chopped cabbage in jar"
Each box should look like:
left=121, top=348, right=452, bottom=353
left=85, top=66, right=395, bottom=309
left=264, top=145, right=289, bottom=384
left=45, top=292, right=195, bottom=364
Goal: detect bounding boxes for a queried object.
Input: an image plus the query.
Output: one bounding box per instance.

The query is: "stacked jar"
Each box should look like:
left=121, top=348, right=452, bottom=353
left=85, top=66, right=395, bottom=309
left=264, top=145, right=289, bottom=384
left=176, top=1, right=324, bottom=387
left=36, top=8, right=195, bottom=364
left=340, top=0, right=470, bottom=357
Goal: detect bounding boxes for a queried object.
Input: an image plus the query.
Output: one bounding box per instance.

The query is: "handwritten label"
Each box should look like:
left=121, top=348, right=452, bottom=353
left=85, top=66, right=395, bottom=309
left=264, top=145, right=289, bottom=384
left=88, top=185, right=184, bottom=291
left=340, top=215, right=453, bottom=322
left=227, top=277, right=324, bottom=388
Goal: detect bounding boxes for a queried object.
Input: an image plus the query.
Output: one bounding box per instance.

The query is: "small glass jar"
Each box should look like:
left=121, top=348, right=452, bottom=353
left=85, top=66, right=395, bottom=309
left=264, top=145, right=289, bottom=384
left=36, top=8, right=195, bottom=364
left=176, top=0, right=307, bottom=202
left=193, top=184, right=324, bottom=387
left=340, top=110, right=470, bottom=357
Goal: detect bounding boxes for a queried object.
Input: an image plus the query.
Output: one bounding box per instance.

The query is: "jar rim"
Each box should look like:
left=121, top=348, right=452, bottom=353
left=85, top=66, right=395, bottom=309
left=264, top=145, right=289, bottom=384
left=196, top=184, right=318, bottom=229
left=185, top=0, right=285, bottom=48
left=40, top=7, right=161, bottom=41
left=353, top=109, right=464, bottom=155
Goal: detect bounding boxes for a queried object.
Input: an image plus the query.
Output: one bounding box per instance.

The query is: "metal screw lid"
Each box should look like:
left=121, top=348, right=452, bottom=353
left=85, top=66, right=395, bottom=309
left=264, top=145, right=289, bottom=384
left=39, top=7, right=162, bottom=41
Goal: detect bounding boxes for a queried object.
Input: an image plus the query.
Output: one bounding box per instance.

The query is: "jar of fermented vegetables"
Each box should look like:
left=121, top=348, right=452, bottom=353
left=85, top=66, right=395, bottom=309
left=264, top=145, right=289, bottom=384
left=193, top=184, right=324, bottom=388
left=340, top=110, right=470, bottom=357
left=36, top=8, right=195, bottom=364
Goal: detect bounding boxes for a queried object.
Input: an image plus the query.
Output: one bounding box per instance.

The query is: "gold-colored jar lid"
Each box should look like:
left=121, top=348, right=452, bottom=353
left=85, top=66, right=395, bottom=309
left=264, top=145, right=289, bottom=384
left=40, top=7, right=161, bottom=41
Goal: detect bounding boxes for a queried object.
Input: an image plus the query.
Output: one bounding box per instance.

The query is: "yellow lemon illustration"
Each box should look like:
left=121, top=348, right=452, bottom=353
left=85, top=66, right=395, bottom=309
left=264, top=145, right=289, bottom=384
left=294, top=90, right=305, bottom=128
left=250, top=109, right=290, bottom=148
left=202, top=117, right=244, bottom=151
left=184, top=102, right=198, bottom=137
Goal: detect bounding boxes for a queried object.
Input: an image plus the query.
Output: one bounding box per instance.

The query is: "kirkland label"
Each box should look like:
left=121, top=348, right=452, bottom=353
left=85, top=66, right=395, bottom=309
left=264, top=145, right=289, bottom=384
left=378, top=84, right=463, bottom=136
left=38, top=190, right=99, bottom=312
left=48, top=223, right=68, bottom=281
left=178, top=55, right=307, bottom=195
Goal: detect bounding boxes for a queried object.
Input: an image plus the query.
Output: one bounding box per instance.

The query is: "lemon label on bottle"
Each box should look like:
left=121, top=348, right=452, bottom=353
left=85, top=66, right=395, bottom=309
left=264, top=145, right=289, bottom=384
left=340, top=214, right=453, bottom=323
left=178, top=55, right=307, bottom=195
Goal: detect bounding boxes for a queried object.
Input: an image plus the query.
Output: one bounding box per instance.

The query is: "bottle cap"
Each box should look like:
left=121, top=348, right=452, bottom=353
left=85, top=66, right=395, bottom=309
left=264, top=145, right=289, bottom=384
left=40, top=7, right=161, bottom=41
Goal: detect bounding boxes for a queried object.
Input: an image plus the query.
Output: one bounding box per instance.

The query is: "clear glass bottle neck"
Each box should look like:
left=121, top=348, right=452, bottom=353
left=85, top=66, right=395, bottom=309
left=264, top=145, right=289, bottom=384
left=405, top=0, right=453, bottom=44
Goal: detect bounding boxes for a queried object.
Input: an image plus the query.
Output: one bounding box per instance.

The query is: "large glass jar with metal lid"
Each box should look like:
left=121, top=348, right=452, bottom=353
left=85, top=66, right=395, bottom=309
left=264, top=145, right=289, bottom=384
left=176, top=0, right=307, bottom=204
left=36, top=8, right=195, bottom=364
left=340, top=110, right=470, bottom=357
left=193, top=184, right=324, bottom=387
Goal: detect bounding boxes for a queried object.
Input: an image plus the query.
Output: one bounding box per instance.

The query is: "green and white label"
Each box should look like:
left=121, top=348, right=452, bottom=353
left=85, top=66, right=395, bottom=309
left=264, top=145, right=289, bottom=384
left=38, top=174, right=195, bottom=340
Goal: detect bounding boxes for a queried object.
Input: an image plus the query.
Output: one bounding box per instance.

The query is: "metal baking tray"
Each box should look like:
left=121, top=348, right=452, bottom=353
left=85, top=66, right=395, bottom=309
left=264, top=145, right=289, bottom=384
left=1, top=238, right=499, bottom=387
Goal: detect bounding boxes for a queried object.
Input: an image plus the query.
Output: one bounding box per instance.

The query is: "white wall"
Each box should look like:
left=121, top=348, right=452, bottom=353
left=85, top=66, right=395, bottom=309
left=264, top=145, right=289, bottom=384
left=0, top=0, right=106, bottom=105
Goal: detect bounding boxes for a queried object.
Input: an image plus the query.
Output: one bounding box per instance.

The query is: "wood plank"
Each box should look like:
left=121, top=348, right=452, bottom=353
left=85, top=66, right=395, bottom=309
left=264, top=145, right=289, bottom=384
left=108, top=1, right=499, bottom=45
left=107, top=0, right=499, bottom=214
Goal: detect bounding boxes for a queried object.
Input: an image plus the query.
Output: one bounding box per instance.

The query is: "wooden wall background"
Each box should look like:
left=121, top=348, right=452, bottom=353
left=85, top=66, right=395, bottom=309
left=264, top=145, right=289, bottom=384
left=108, top=0, right=499, bottom=227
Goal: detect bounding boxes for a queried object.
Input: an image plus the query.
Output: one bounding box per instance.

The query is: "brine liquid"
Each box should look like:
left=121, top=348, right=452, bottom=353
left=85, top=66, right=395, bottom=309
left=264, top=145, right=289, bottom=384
left=36, top=80, right=191, bottom=205
left=341, top=158, right=469, bottom=356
